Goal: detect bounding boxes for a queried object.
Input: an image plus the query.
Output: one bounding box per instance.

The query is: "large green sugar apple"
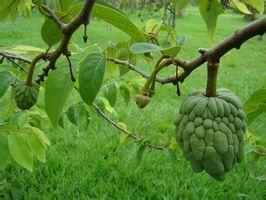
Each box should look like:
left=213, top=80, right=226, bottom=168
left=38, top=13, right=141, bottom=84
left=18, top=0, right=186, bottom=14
left=175, top=88, right=247, bottom=180
left=14, top=82, right=39, bottom=110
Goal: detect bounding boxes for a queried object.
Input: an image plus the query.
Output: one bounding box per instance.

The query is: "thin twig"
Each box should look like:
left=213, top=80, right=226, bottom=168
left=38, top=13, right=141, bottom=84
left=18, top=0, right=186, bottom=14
left=41, top=5, right=65, bottom=30
left=0, top=49, right=31, bottom=64
left=92, top=103, right=168, bottom=150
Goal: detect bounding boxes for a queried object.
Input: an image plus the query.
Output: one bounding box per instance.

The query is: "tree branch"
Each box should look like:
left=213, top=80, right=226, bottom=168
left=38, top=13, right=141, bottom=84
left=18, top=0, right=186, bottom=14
left=40, top=5, right=65, bottom=30
left=108, top=17, right=266, bottom=85
left=36, top=0, right=96, bottom=84
left=92, top=103, right=168, bottom=150
left=0, top=49, right=31, bottom=64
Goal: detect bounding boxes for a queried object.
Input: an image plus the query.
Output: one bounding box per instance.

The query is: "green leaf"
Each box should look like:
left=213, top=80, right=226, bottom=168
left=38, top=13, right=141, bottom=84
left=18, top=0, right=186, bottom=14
left=119, top=83, right=132, bottom=105
left=242, top=0, right=264, bottom=14
left=8, top=132, right=33, bottom=172
left=244, top=89, right=266, bottom=124
left=145, top=19, right=163, bottom=35
left=104, top=83, right=117, bottom=107
left=31, top=127, right=51, bottom=148
left=230, top=0, right=252, bottom=14
left=98, top=97, right=116, bottom=115
left=198, top=0, right=224, bottom=37
left=79, top=53, right=106, bottom=105
left=130, top=42, right=181, bottom=57
left=130, top=43, right=163, bottom=54
left=0, top=0, right=17, bottom=22
left=8, top=112, right=29, bottom=128
left=66, top=102, right=90, bottom=131
left=41, top=18, right=63, bottom=47
left=246, top=104, right=266, bottom=125
left=0, top=71, right=13, bottom=98
left=92, top=3, right=145, bottom=42
left=45, top=66, right=74, bottom=126
left=26, top=129, right=46, bottom=163
left=0, top=132, right=10, bottom=170
left=54, top=0, right=73, bottom=11
left=161, top=46, right=181, bottom=57
left=244, top=89, right=266, bottom=113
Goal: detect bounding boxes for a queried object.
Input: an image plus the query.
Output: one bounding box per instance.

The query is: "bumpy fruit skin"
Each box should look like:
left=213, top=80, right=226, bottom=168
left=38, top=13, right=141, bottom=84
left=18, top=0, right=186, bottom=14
left=14, top=82, right=39, bottom=110
left=175, top=88, right=247, bottom=180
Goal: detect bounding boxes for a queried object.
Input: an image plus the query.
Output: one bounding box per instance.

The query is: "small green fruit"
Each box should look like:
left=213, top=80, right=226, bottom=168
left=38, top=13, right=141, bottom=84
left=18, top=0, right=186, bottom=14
left=135, top=93, right=150, bottom=109
left=14, top=82, right=39, bottom=110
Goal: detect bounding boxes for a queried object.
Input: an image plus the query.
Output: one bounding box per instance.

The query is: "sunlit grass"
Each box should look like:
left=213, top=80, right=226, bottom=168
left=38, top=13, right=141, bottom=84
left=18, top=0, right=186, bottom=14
left=0, top=6, right=265, bottom=199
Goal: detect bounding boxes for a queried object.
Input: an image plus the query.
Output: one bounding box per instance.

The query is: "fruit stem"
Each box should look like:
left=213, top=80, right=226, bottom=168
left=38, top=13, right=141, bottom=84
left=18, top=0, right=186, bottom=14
left=205, top=61, right=219, bottom=97
left=142, top=56, right=171, bottom=92
left=26, top=53, right=46, bottom=86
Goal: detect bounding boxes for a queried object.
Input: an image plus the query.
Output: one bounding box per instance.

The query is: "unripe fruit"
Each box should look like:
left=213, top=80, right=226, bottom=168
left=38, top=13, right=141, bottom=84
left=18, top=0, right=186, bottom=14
left=135, top=93, right=150, bottom=109
left=175, top=88, right=247, bottom=180
left=14, top=82, right=39, bottom=110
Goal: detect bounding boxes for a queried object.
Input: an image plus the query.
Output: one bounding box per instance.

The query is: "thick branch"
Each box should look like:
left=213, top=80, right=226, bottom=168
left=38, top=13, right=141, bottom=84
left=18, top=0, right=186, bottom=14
left=165, top=17, right=266, bottom=84
left=36, top=0, right=95, bottom=84
left=109, top=17, right=266, bottom=85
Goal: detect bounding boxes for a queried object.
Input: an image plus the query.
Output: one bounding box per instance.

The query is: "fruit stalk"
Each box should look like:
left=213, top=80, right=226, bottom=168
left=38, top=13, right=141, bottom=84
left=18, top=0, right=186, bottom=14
left=26, top=53, right=46, bottom=86
left=205, top=62, right=219, bottom=97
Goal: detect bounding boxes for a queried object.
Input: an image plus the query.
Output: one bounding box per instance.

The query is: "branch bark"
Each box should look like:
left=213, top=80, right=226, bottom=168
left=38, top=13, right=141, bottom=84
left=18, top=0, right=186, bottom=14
left=109, top=17, right=266, bottom=85
left=36, top=0, right=96, bottom=84
left=92, top=103, right=167, bottom=150
left=0, top=49, right=31, bottom=64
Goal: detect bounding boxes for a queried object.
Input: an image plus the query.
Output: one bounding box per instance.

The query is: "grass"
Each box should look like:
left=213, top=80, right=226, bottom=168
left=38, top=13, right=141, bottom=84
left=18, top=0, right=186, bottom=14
left=0, top=6, right=266, bottom=199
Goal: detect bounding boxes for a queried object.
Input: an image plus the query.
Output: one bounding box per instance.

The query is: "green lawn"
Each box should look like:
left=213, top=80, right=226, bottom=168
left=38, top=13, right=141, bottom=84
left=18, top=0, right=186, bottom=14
left=0, top=7, right=266, bottom=199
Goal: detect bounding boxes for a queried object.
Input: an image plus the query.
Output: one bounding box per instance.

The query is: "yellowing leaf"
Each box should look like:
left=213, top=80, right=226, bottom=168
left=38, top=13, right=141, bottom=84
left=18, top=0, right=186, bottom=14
left=230, top=0, right=252, bottom=14
left=8, top=132, right=33, bottom=172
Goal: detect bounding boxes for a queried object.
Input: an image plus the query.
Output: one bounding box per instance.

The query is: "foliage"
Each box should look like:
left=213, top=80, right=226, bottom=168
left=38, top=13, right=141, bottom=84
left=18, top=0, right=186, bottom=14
left=0, top=0, right=265, bottom=186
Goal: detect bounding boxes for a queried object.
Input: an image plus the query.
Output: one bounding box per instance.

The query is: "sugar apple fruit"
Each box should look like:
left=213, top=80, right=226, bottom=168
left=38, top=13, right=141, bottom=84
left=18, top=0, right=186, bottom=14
left=14, top=82, right=39, bottom=110
left=175, top=88, right=247, bottom=180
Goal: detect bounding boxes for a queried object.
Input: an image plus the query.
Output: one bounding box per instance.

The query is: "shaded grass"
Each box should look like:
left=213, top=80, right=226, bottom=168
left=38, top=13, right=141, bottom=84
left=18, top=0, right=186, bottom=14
left=0, top=7, right=266, bottom=199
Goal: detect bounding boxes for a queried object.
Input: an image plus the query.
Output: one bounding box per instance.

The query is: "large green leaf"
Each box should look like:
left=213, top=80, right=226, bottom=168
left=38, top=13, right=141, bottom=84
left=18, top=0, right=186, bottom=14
left=41, top=18, right=63, bottom=47
left=198, top=0, right=224, bottom=37
left=92, top=4, right=145, bottom=42
left=45, top=66, right=74, bottom=126
left=79, top=53, right=106, bottom=105
left=0, top=71, right=13, bottom=98
left=0, top=132, right=10, bottom=170
left=244, top=89, right=266, bottom=125
left=8, top=132, right=33, bottom=172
